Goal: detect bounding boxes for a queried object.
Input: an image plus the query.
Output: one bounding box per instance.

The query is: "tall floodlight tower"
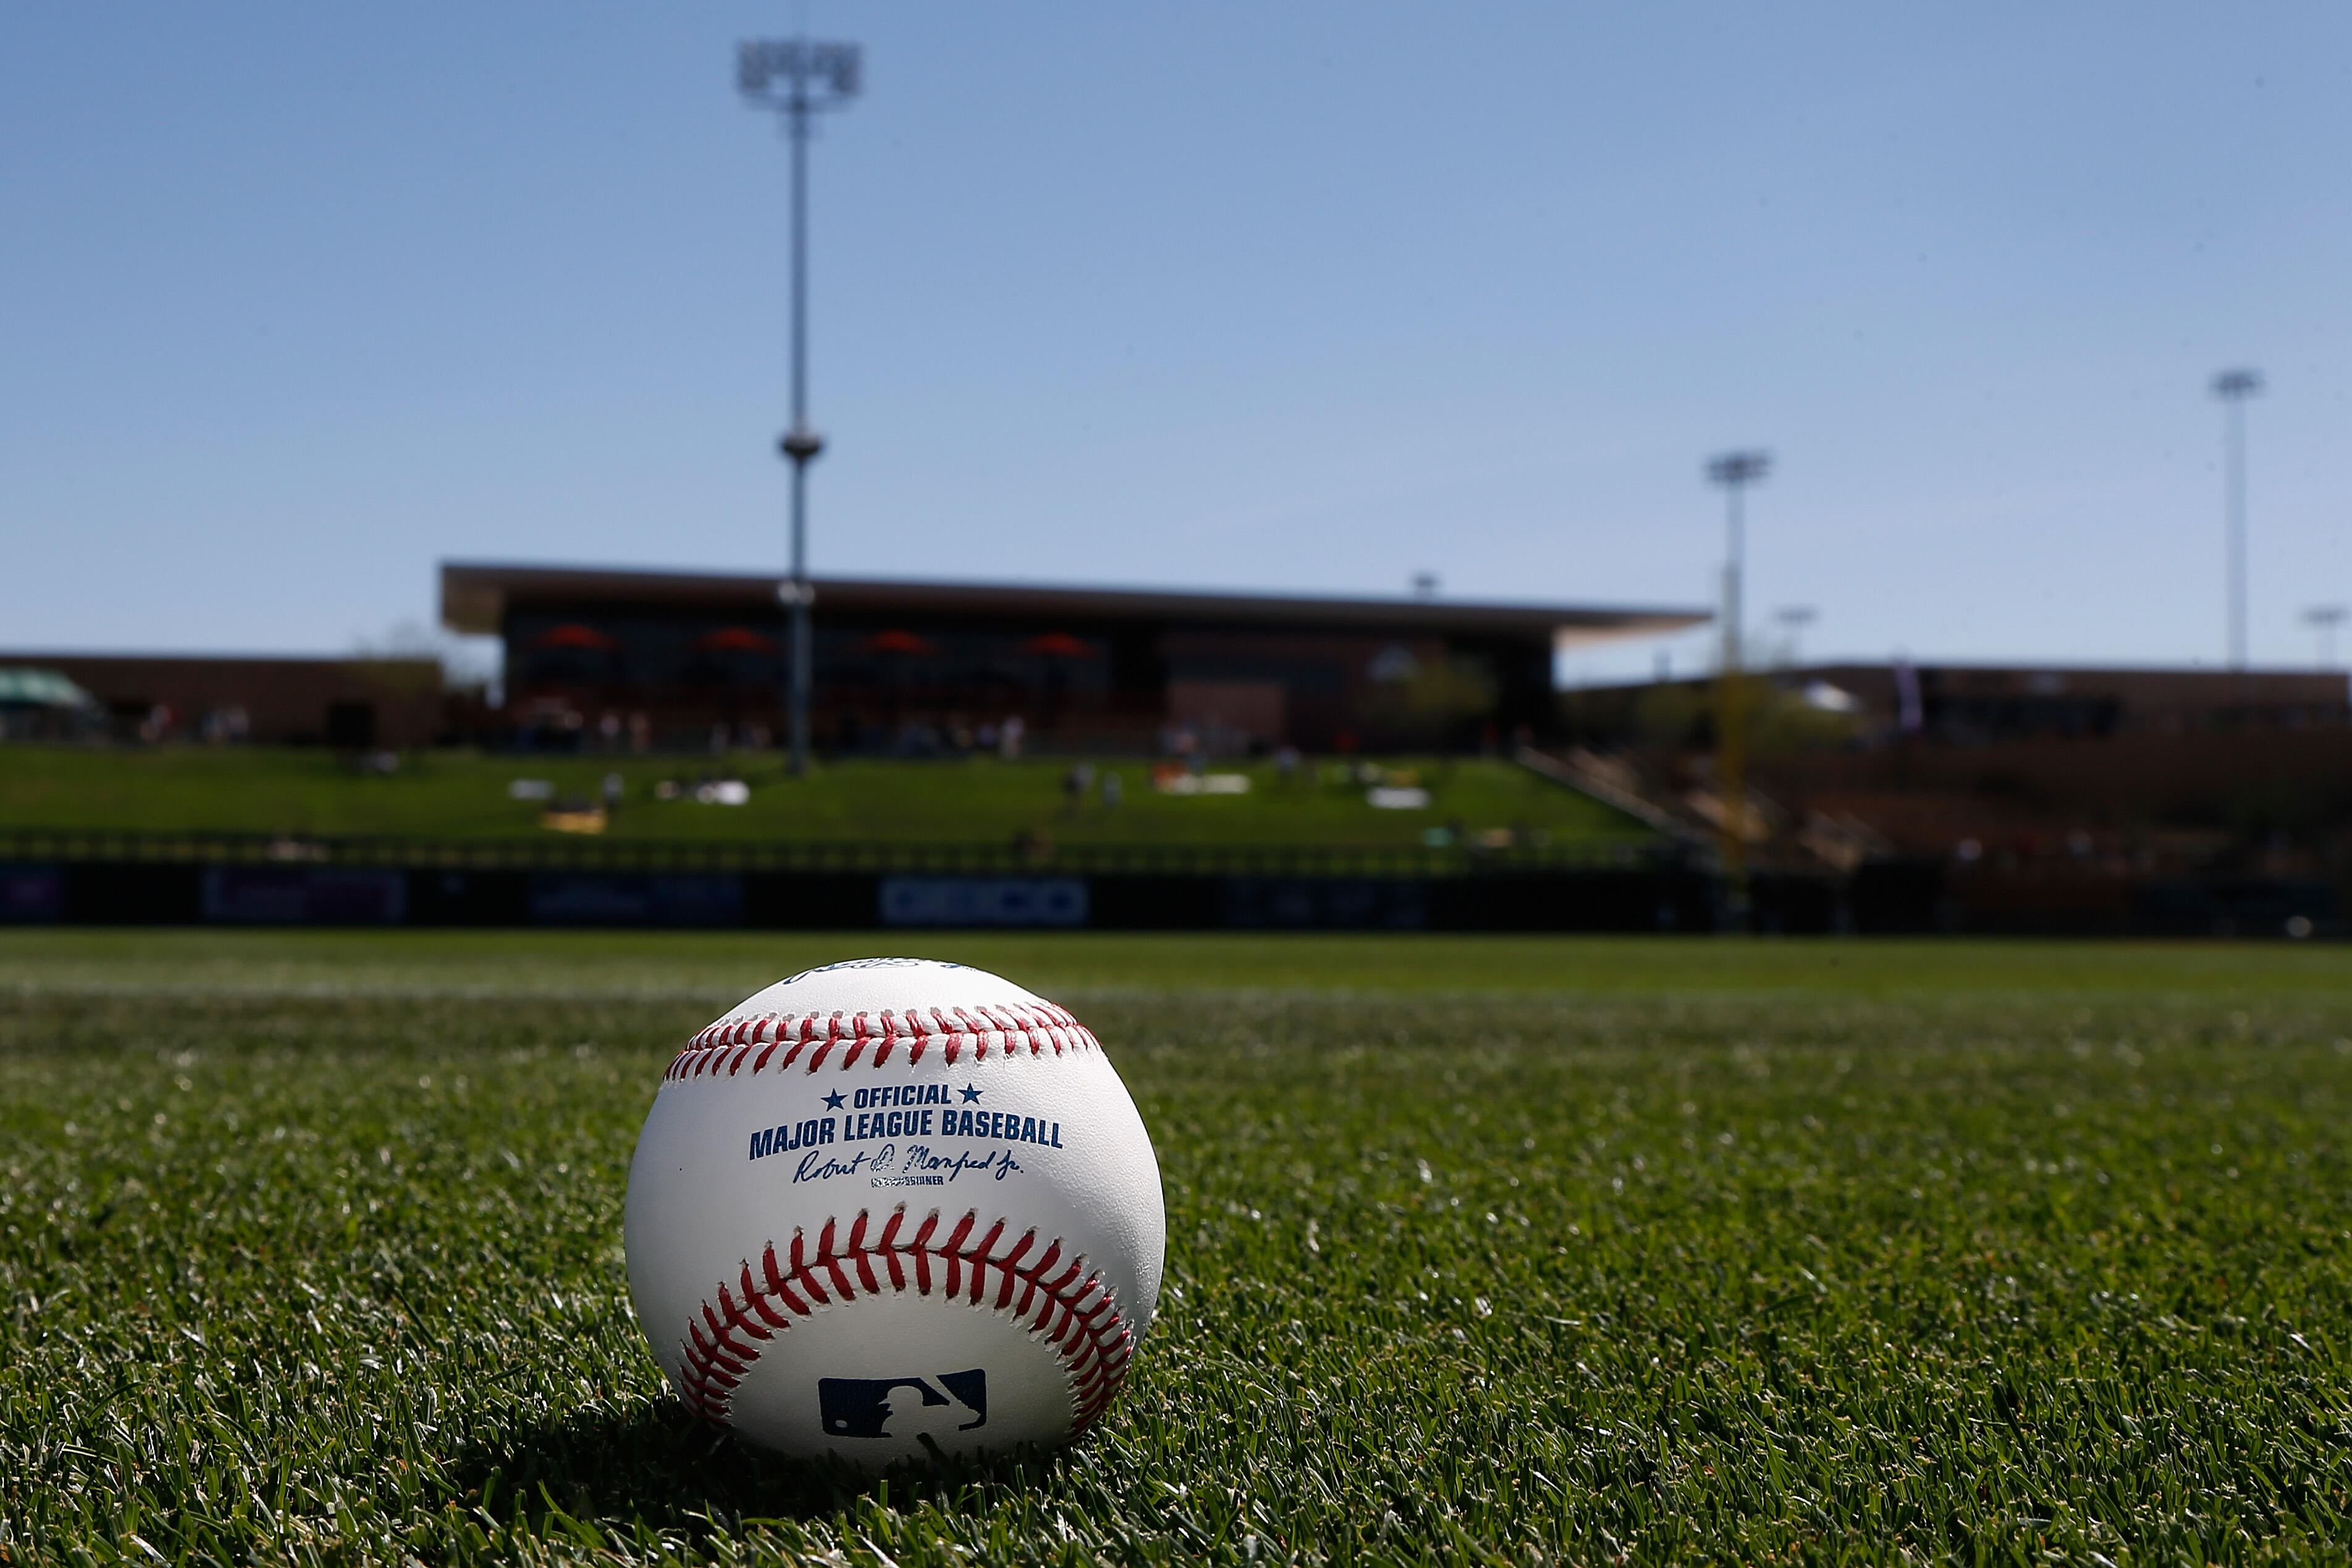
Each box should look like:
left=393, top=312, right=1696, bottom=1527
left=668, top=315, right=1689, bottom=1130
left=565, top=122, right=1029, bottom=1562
left=1774, top=605, right=1818, bottom=667
left=2303, top=605, right=2346, bottom=670
left=1706, top=450, right=1771, bottom=928
left=740, top=36, right=862, bottom=775
left=2211, top=368, right=2264, bottom=673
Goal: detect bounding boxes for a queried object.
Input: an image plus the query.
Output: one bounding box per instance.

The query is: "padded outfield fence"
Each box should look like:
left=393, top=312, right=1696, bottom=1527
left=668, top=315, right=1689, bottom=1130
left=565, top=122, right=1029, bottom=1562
left=0, top=827, right=1671, bottom=879
left=0, top=831, right=2327, bottom=935
left=0, top=828, right=1750, bottom=933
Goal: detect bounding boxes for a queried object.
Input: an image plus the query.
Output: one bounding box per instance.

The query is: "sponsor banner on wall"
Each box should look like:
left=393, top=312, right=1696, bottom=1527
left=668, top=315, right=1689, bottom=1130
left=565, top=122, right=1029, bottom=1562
left=528, top=874, right=744, bottom=927
left=0, top=866, right=64, bottom=922
left=1219, top=877, right=1428, bottom=930
left=200, top=867, right=408, bottom=925
left=879, top=877, right=1089, bottom=928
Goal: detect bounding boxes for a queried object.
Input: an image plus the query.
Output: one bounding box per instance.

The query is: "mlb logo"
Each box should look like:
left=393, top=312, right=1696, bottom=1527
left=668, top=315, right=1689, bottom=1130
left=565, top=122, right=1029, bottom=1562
left=819, top=1370, right=988, bottom=1441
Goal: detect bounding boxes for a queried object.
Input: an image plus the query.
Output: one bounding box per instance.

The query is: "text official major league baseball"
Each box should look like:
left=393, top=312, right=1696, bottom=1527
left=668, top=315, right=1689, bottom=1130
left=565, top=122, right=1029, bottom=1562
left=623, top=959, right=1166, bottom=1468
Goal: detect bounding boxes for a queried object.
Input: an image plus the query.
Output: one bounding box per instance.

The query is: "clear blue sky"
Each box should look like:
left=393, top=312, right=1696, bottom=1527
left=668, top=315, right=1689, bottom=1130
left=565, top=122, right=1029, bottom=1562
left=4, top=3, right=2346, bottom=681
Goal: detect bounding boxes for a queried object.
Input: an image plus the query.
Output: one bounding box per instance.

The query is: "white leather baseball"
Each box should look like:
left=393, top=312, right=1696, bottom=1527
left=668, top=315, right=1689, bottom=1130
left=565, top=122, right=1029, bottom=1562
left=623, top=958, right=1165, bottom=1468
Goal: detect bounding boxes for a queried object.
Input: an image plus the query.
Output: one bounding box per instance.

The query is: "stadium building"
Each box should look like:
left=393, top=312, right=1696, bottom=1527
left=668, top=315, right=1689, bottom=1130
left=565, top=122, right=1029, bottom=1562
left=440, top=561, right=1706, bottom=753
left=1563, top=662, right=2352, bottom=746
left=0, top=652, right=444, bottom=748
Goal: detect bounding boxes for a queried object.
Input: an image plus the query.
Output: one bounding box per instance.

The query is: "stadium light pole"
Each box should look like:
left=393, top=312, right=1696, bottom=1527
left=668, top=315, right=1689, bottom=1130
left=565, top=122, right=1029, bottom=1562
left=2211, top=368, right=2263, bottom=673
left=1706, top=450, right=1771, bottom=930
left=740, top=36, right=862, bottom=776
left=1774, top=604, right=1817, bottom=667
left=2303, top=605, right=2346, bottom=670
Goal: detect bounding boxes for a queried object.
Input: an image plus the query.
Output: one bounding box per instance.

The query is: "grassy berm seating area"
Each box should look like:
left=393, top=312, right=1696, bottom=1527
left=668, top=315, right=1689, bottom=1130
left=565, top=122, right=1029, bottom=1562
left=0, top=930, right=2346, bottom=1563
left=0, top=746, right=1645, bottom=848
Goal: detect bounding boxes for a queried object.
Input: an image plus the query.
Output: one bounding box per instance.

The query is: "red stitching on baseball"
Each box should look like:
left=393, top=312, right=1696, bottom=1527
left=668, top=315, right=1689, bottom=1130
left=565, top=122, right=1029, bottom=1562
left=665, top=1003, right=1098, bottom=1080
left=673, top=1204, right=1136, bottom=1440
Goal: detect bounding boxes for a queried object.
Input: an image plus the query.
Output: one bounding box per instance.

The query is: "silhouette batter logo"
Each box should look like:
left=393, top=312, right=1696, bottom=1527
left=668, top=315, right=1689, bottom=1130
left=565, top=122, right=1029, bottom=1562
left=818, top=1370, right=988, bottom=1443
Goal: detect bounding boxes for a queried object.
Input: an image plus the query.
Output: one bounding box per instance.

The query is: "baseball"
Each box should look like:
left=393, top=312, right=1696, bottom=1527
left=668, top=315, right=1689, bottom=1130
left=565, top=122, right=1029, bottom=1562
left=623, top=958, right=1165, bottom=1468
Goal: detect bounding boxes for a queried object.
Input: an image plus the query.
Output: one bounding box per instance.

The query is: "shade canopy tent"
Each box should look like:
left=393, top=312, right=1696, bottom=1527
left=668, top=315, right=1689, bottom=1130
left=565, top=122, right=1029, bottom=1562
left=0, top=668, right=96, bottom=709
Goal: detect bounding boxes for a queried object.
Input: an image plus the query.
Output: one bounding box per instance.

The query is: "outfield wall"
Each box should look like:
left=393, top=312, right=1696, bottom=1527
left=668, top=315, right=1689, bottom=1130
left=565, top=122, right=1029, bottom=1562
left=0, top=857, right=2332, bottom=935
left=0, top=860, right=1735, bottom=932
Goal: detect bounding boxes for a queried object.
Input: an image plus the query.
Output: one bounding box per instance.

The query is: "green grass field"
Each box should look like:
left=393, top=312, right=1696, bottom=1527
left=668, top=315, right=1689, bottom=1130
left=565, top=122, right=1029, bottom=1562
left=2, top=930, right=2349, bottom=1564
left=0, top=747, right=1643, bottom=849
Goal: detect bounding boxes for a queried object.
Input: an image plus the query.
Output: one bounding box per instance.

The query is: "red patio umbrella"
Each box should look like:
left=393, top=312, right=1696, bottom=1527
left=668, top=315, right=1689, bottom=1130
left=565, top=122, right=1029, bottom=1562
left=1021, top=632, right=1094, bottom=658
left=533, top=623, right=618, bottom=651
left=694, top=626, right=776, bottom=652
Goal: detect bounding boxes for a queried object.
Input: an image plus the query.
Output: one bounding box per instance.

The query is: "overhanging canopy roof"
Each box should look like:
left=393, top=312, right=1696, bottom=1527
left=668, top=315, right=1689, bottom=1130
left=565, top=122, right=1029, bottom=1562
left=441, top=562, right=1707, bottom=647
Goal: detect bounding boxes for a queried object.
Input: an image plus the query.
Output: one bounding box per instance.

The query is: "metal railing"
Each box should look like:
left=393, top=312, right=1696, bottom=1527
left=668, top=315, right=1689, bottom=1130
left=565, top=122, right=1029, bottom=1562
left=0, top=827, right=1672, bottom=879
